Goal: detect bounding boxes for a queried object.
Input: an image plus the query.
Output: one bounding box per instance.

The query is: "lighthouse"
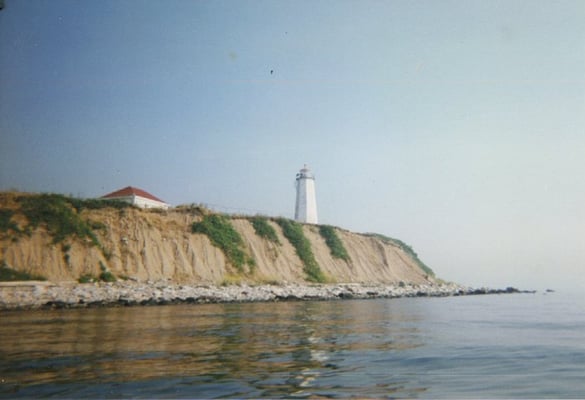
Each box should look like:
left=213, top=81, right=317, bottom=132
left=294, top=165, right=318, bottom=224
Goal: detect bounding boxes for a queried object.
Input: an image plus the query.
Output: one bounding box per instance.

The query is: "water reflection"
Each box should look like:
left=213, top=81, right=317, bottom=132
left=0, top=299, right=427, bottom=398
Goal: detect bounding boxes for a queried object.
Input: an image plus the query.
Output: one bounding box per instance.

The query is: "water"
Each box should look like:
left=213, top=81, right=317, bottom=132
left=1, top=292, right=584, bottom=398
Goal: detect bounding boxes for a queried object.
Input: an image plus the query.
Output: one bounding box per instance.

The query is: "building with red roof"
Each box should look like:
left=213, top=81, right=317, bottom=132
left=101, top=186, right=170, bottom=210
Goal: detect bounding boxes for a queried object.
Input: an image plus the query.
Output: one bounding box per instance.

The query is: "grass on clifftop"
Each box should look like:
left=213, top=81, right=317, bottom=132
left=192, top=214, right=255, bottom=273
left=366, top=233, right=435, bottom=277
left=249, top=216, right=281, bottom=245
left=16, top=194, right=103, bottom=246
left=275, top=218, right=326, bottom=283
left=0, top=193, right=129, bottom=263
left=319, top=225, right=351, bottom=262
left=0, top=209, right=21, bottom=235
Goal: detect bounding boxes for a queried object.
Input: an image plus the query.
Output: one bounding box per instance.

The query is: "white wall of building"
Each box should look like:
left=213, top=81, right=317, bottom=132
left=133, top=195, right=170, bottom=210
left=104, top=195, right=169, bottom=210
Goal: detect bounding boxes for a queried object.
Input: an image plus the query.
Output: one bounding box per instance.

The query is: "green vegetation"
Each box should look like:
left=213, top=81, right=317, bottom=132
left=7, top=194, right=122, bottom=260
left=319, top=225, right=350, bottom=262
left=0, top=193, right=129, bottom=262
left=250, top=216, right=281, bottom=244
left=275, top=218, right=326, bottom=283
left=17, top=194, right=100, bottom=246
left=99, top=271, right=116, bottom=282
left=78, top=274, right=96, bottom=283
left=89, top=221, right=107, bottom=231
left=99, top=261, right=116, bottom=282
left=78, top=262, right=117, bottom=283
left=0, top=261, right=46, bottom=281
left=0, top=209, right=20, bottom=234
left=366, top=233, right=435, bottom=277
left=67, top=197, right=133, bottom=212
left=192, top=214, right=255, bottom=273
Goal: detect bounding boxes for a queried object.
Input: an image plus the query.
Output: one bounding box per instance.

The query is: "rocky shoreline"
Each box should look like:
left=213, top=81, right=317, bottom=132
left=0, top=281, right=534, bottom=311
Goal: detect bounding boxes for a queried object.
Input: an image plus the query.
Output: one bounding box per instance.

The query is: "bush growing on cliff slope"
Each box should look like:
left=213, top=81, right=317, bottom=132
left=192, top=214, right=255, bottom=273
left=0, top=209, right=20, bottom=235
left=4, top=193, right=122, bottom=263
left=318, top=225, right=351, bottom=262
left=275, top=218, right=326, bottom=283
left=250, top=216, right=281, bottom=245
left=366, top=233, right=434, bottom=277
left=77, top=263, right=118, bottom=283
left=0, top=261, right=46, bottom=281
left=17, top=194, right=101, bottom=246
left=99, top=261, right=117, bottom=282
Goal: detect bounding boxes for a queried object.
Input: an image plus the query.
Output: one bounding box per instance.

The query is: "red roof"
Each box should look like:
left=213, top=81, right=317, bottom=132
left=101, top=186, right=166, bottom=203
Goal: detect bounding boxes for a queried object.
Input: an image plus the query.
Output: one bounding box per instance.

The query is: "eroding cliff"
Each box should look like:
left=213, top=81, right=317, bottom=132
left=0, top=192, right=434, bottom=285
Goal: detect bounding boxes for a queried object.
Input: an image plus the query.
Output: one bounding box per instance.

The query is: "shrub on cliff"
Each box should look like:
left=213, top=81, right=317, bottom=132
left=275, top=218, right=326, bottom=283
left=17, top=194, right=100, bottom=246
left=0, top=209, right=20, bottom=235
left=0, top=261, right=46, bottom=282
left=319, top=225, right=350, bottom=262
left=250, top=216, right=281, bottom=245
left=9, top=194, right=120, bottom=262
left=99, top=261, right=117, bottom=282
left=192, top=214, right=255, bottom=273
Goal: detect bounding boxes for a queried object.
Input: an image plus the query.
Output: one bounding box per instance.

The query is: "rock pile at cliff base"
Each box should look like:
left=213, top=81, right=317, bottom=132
left=0, top=281, right=532, bottom=310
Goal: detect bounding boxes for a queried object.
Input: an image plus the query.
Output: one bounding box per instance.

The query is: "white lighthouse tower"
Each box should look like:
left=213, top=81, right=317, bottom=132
left=294, top=164, right=318, bottom=224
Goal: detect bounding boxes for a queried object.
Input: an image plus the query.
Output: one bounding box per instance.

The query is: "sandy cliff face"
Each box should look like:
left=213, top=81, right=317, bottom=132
left=0, top=197, right=433, bottom=285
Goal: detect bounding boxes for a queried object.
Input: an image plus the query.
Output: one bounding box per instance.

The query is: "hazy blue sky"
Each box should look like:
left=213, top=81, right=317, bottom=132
left=1, top=0, right=584, bottom=291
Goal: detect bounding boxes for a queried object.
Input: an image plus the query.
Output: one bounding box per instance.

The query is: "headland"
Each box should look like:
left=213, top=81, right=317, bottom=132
left=0, top=192, right=527, bottom=310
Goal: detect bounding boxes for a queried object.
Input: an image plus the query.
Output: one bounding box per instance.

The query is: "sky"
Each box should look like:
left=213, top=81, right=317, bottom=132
left=1, top=0, right=584, bottom=291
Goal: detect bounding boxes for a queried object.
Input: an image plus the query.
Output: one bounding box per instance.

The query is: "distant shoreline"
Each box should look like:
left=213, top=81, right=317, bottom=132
left=0, top=281, right=535, bottom=311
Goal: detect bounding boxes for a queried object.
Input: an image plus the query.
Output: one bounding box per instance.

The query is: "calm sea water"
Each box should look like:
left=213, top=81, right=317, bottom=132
left=1, top=292, right=584, bottom=399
